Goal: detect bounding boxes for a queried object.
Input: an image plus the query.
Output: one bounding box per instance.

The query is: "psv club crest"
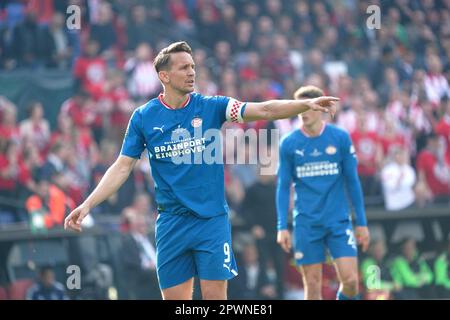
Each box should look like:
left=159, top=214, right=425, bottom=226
left=326, top=145, right=337, bottom=155
left=191, top=117, right=203, bottom=128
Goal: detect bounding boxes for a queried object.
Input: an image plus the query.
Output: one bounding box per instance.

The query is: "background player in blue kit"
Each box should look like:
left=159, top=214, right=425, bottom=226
left=64, top=41, right=339, bottom=300
left=276, top=85, right=370, bottom=300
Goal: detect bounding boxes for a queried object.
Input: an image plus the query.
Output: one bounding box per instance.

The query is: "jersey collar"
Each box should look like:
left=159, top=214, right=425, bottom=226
left=158, top=93, right=191, bottom=110
left=300, top=121, right=326, bottom=137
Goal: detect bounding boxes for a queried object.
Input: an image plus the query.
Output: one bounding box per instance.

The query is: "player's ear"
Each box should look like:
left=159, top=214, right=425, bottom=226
left=158, top=70, right=170, bottom=84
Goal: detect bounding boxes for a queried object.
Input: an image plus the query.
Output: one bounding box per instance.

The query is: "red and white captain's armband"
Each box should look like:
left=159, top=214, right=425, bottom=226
left=225, top=98, right=246, bottom=123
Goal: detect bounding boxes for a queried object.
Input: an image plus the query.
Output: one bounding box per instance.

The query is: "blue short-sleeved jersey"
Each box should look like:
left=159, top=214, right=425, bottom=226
left=121, top=93, right=246, bottom=218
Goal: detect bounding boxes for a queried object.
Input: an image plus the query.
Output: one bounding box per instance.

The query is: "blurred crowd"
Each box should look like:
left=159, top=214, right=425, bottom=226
left=1, top=0, right=450, bottom=299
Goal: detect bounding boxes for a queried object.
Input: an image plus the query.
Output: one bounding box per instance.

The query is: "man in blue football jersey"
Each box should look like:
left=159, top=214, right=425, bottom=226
left=276, top=85, right=370, bottom=300
left=64, top=41, right=339, bottom=300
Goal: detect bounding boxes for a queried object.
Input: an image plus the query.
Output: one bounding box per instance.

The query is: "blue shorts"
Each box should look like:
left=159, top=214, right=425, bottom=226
left=155, top=211, right=238, bottom=290
left=293, top=217, right=357, bottom=266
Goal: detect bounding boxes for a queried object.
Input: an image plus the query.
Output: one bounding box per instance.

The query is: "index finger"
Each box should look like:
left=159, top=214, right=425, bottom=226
left=324, top=96, right=340, bottom=102
left=64, top=214, right=73, bottom=230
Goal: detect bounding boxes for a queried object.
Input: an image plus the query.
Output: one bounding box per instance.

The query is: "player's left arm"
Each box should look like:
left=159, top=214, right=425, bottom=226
left=276, top=137, right=294, bottom=253
left=242, top=97, right=339, bottom=122
left=341, top=132, right=370, bottom=252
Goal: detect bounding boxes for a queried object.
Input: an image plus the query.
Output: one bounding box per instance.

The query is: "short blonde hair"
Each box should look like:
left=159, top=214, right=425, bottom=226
left=293, top=85, right=324, bottom=99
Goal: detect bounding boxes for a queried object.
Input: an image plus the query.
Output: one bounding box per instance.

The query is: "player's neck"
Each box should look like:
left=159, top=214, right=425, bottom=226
left=161, top=89, right=190, bottom=109
left=302, top=120, right=325, bottom=137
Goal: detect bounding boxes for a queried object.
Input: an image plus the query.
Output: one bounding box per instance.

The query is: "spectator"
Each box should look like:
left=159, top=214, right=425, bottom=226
left=40, top=140, right=68, bottom=182
left=89, top=139, right=121, bottom=216
left=73, top=39, right=107, bottom=98
left=381, top=147, right=416, bottom=211
left=166, top=0, right=195, bottom=41
left=89, top=2, right=118, bottom=62
left=435, top=96, right=450, bottom=161
left=360, top=239, right=401, bottom=300
left=26, top=265, right=68, bottom=300
left=124, top=43, right=161, bottom=102
left=380, top=117, right=408, bottom=157
left=120, top=210, right=160, bottom=299
left=195, top=0, right=222, bottom=48
left=229, top=242, right=277, bottom=300
left=59, top=89, right=103, bottom=144
left=218, top=3, right=237, bottom=46
left=26, top=0, right=54, bottom=26
left=434, top=239, right=450, bottom=299
left=64, top=144, right=90, bottom=206
left=262, top=34, right=294, bottom=83
left=235, top=20, right=254, bottom=52
left=390, top=238, right=434, bottom=299
left=126, top=4, right=157, bottom=51
left=424, top=54, right=450, bottom=106
left=241, top=168, right=284, bottom=299
left=416, top=133, right=450, bottom=204
left=195, top=66, right=218, bottom=96
left=19, top=101, right=50, bottom=157
left=16, top=141, right=41, bottom=203
left=97, top=69, right=133, bottom=140
left=120, top=192, right=156, bottom=233
left=0, top=141, right=20, bottom=223
left=26, top=173, right=74, bottom=231
left=39, top=12, right=72, bottom=69
left=0, top=100, right=20, bottom=151
left=241, top=169, right=285, bottom=299
left=350, top=112, right=383, bottom=202
left=377, top=68, right=401, bottom=107
left=11, top=11, right=40, bottom=68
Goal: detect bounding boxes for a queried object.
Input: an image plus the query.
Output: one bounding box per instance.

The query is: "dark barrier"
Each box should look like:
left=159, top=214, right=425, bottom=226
left=0, top=70, right=74, bottom=129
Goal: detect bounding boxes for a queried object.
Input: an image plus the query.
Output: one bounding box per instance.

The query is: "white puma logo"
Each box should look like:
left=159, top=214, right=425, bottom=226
left=153, top=125, right=164, bottom=133
left=223, top=263, right=238, bottom=276
left=295, top=149, right=305, bottom=156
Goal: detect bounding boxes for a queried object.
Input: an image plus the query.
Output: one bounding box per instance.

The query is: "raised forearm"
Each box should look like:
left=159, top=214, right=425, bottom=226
left=258, top=100, right=312, bottom=121
left=243, top=96, right=338, bottom=122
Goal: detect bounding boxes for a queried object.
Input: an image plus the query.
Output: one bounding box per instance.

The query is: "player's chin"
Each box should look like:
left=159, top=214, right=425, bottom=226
left=301, top=116, right=310, bottom=125
left=183, top=85, right=195, bottom=93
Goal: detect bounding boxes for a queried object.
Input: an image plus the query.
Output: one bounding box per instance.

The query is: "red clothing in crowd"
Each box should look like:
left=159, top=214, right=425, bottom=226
left=351, top=130, right=380, bottom=176
left=73, top=56, right=107, bottom=97
left=380, top=134, right=406, bottom=157
left=99, top=85, right=130, bottom=128
left=49, top=129, right=93, bottom=155
left=0, top=125, right=20, bottom=144
left=26, top=0, right=54, bottom=25
left=416, top=150, right=450, bottom=196
left=60, top=98, right=102, bottom=129
left=0, top=155, right=29, bottom=190
left=168, top=0, right=191, bottom=23
left=435, top=115, right=450, bottom=161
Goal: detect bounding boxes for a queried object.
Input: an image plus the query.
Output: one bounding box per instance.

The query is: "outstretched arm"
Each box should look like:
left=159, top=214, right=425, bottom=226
left=276, top=138, right=294, bottom=253
left=243, top=96, right=339, bottom=122
left=341, top=133, right=370, bottom=251
left=64, top=155, right=137, bottom=232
